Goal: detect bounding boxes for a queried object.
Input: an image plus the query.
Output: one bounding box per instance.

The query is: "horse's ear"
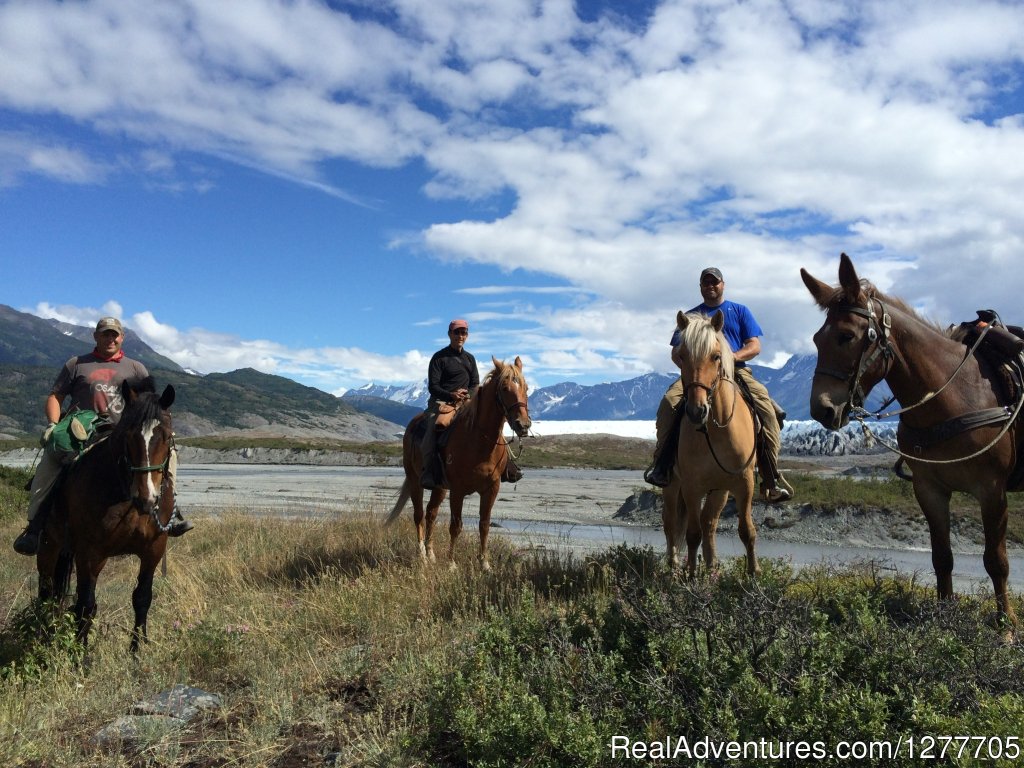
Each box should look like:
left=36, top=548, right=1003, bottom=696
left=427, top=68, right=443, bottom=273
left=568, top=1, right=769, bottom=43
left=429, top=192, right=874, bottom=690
left=159, top=385, right=175, bottom=410
left=676, top=310, right=688, bottom=330
left=711, top=310, right=725, bottom=332
left=121, top=378, right=135, bottom=403
left=513, top=356, right=522, bottom=371
left=491, top=355, right=502, bottom=369
left=837, top=252, right=862, bottom=303
left=800, top=267, right=834, bottom=309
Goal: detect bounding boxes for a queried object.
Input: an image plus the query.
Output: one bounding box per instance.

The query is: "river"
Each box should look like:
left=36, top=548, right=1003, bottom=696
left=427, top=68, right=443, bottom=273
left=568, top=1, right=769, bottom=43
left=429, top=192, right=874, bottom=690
left=174, top=464, right=1024, bottom=595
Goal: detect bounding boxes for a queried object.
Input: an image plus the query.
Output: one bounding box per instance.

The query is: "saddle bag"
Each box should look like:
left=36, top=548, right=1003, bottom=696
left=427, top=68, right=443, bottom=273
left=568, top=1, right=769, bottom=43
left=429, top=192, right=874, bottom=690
left=48, top=409, right=100, bottom=463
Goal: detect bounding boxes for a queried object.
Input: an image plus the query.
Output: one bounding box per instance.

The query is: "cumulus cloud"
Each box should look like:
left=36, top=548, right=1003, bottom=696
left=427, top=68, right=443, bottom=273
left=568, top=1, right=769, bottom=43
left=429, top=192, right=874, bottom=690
left=4, top=0, right=1024, bottom=384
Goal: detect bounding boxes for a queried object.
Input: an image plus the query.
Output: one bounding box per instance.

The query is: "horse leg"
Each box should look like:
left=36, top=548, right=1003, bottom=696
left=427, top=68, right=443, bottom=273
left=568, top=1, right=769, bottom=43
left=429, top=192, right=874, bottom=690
left=700, top=489, right=731, bottom=574
left=913, top=478, right=955, bottom=599
left=732, top=482, right=759, bottom=577
left=476, top=484, right=500, bottom=572
left=423, top=489, right=445, bottom=563
left=661, top=480, right=685, bottom=570
left=409, top=484, right=429, bottom=562
left=73, top=556, right=105, bottom=648
left=682, top=487, right=705, bottom=579
left=447, top=492, right=465, bottom=569
left=130, top=547, right=164, bottom=653
left=977, top=487, right=1017, bottom=632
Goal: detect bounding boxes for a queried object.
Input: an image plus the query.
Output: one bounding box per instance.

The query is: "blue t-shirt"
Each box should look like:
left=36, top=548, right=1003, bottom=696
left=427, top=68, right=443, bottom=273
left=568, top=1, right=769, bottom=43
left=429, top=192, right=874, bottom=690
left=670, top=300, right=763, bottom=367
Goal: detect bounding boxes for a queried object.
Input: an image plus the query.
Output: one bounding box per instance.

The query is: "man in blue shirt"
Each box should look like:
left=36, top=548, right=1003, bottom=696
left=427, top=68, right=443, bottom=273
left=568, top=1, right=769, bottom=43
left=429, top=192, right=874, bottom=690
left=645, top=267, right=792, bottom=502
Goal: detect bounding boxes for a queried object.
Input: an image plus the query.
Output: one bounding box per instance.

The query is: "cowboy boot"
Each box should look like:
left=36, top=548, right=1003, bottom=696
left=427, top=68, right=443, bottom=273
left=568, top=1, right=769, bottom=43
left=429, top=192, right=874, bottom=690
left=167, top=507, right=193, bottom=537
left=501, top=448, right=523, bottom=483
left=644, top=406, right=684, bottom=487
left=13, top=511, right=47, bottom=555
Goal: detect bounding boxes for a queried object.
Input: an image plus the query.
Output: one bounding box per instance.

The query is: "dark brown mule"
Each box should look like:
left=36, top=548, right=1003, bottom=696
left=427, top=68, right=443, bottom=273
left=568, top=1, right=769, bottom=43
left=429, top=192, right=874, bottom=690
left=385, top=356, right=531, bottom=570
left=802, top=253, right=1023, bottom=632
left=662, top=311, right=759, bottom=577
left=37, top=376, right=176, bottom=652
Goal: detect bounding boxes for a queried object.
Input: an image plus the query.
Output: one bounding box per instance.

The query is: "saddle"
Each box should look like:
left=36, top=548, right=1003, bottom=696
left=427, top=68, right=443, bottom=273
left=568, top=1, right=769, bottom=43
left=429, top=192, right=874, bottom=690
left=948, top=310, right=1024, bottom=490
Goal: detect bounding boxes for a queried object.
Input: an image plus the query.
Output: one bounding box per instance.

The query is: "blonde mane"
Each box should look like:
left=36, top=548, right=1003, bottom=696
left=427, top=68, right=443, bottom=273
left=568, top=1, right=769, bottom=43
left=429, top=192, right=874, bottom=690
left=677, top=312, right=735, bottom=380
left=462, top=358, right=529, bottom=428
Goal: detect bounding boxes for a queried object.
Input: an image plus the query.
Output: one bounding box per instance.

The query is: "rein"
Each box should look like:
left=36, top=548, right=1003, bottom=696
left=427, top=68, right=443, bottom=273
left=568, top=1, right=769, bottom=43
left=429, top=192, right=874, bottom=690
left=825, top=300, right=1024, bottom=466
left=689, top=373, right=757, bottom=476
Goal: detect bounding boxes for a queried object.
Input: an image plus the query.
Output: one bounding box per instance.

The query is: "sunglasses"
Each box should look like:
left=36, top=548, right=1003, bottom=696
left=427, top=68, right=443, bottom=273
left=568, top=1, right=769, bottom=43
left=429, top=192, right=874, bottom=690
left=451, top=329, right=469, bottom=336
left=700, top=279, right=722, bottom=287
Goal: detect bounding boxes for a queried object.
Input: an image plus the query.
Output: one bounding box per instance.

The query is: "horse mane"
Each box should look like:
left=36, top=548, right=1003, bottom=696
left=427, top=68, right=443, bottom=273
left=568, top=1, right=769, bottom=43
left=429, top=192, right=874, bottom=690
left=463, top=359, right=528, bottom=428
left=112, top=376, right=163, bottom=438
left=679, top=312, right=735, bottom=380
left=823, top=279, right=949, bottom=336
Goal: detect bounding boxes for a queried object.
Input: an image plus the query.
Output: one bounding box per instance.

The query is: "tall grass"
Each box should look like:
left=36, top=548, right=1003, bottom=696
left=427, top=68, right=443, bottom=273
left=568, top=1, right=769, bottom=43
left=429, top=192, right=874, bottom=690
left=2, top=467, right=1024, bottom=766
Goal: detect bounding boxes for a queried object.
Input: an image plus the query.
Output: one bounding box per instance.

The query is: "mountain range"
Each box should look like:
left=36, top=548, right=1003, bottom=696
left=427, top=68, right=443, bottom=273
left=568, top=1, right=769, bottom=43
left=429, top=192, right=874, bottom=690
left=342, top=357, right=895, bottom=423
left=0, top=305, right=400, bottom=440
left=1, top=302, right=897, bottom=453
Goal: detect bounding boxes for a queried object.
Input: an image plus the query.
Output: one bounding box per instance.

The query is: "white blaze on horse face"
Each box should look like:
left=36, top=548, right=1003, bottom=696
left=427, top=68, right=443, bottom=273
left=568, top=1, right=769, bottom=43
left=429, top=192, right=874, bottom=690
left=138, top=418, right=163, bottom=501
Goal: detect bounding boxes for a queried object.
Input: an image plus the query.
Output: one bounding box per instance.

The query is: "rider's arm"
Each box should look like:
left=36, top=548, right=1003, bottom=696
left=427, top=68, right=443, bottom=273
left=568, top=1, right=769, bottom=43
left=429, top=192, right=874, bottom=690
left=734, top=337, right=761, bottom=364
left=44, top=393, right=61, bottom=425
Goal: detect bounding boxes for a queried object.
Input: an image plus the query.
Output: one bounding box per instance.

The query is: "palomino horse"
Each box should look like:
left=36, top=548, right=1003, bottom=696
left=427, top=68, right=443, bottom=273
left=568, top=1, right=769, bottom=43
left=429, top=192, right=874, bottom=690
left=662, top=311, right=759, bottom=577
left=385, top=356, right=531, bottom=570
left=802, top=253, right=1023, bottom=631
left=37, top=376, right=177, bottom=652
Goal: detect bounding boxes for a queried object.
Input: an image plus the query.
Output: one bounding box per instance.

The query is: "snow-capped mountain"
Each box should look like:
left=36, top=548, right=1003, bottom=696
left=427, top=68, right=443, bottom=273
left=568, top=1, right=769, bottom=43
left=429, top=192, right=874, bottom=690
left=344, top=354, right=897, bottom=423
left=782, top=420, right=899, bottom=455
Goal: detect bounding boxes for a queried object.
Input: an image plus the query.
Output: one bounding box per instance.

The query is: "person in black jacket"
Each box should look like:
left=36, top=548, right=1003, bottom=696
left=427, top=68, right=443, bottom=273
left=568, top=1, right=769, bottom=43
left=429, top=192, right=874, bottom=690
left=420, top=319, right=479, bottom=489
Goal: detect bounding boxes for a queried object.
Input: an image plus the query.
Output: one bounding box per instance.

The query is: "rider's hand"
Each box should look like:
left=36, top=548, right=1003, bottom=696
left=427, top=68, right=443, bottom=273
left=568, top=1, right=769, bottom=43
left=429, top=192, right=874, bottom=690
left=40, top=423, right=55, bottom=447
left=452, top=388, right=469, bottom=402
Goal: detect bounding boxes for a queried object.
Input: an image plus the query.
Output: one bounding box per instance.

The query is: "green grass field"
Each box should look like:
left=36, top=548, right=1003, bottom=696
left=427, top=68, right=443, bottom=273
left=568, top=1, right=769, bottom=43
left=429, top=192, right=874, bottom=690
left=2, top=458, right=1024, bottom=766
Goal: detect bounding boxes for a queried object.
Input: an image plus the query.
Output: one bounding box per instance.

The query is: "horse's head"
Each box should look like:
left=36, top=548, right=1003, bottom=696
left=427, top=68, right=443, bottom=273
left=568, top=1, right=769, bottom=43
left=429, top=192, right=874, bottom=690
left=490, top=355, right=531, bottom=437
left=117, top=377, right=176, bottom=517
left=800, top=253, right=893, bottom=430
left=675, top=310, right=734, bottom=427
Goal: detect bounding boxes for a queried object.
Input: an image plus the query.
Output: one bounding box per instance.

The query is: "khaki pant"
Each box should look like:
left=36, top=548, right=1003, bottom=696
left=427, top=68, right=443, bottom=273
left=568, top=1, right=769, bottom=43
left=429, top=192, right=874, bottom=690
left=652, top=367, right=782, bottom=480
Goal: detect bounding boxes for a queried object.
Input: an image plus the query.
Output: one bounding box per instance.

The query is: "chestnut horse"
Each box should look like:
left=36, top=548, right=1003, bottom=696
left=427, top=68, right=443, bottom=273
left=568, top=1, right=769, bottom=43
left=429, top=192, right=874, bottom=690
left=662, top=311, right=759, bottom=577
left=802, top=253, right=1024, bottom=631
left=385, top=356, right=531, bottom=570
left=37, top=377, right=177, bottom=652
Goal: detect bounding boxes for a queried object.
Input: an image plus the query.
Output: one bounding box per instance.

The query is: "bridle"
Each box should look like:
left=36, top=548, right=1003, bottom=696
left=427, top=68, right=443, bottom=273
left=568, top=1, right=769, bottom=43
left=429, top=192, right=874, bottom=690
left=819, top=298, right=1024, bottom=466
left=684, top=359, right=756, bottom=475
left=815, top=296, right=895, bottom=411
left=119, top=429, right=175, bottom=532
left=496, top=375, right=530, bottom=436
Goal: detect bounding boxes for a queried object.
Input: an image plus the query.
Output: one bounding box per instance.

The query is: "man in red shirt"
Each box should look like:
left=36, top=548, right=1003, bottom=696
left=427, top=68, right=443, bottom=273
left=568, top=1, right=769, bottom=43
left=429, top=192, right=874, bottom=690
left=13, top=317, right=192, bottom=555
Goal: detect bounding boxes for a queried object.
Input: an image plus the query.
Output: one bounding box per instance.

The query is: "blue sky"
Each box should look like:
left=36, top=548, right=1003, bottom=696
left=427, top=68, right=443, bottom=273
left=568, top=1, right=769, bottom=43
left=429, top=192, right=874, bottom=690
left=2, top=0, right=1023, bottom=394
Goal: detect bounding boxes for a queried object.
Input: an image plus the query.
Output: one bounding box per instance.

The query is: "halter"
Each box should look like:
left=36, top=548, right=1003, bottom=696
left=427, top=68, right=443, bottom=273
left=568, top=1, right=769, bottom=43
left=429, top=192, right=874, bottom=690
left=816, top=297, right=895, bottom=410
left=120, top=433, right=175, bottom=532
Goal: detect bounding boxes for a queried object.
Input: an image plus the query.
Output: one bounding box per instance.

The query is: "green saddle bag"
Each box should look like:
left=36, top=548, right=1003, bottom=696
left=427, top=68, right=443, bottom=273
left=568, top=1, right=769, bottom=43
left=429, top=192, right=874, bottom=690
left=48, top=409, right=101, bottom=460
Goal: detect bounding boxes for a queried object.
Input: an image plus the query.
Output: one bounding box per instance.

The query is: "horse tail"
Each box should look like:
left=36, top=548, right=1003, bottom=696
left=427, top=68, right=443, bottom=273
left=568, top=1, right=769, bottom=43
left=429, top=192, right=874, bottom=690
left=384, top=479, right=411, bottom=527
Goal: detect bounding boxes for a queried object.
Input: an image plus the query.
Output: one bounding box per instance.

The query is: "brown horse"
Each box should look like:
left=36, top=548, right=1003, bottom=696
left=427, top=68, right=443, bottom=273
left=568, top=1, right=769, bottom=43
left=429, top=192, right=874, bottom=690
left=37, top=376, right=177, bottom=652
left=662, top=311, right=759, bottom=577
left=802, top=253, right=1023, bottom=631
left=385, top=356, right=531, bottom=570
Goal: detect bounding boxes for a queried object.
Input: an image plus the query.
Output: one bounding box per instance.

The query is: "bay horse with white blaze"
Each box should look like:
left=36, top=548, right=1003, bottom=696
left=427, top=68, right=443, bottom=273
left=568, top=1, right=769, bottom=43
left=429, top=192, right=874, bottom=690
left=802, top=253, right=1024, bottom=632
left=36, top=376, right=177, bottom=652
left=662, top=311, right=760, bottom=577
left=385, top=356, right=530, bottom=570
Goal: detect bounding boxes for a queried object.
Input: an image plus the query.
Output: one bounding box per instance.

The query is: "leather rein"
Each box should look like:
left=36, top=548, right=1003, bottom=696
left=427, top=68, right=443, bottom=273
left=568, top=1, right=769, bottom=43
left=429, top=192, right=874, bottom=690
left=685, top=372, right=757, bottom=476
left=821, top=298, right=1024, bottom=465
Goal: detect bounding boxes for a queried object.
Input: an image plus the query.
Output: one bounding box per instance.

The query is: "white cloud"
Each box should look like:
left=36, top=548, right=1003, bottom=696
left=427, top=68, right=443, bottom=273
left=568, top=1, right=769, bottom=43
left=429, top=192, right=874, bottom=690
left=4, top=0, right=1024, bottom=385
